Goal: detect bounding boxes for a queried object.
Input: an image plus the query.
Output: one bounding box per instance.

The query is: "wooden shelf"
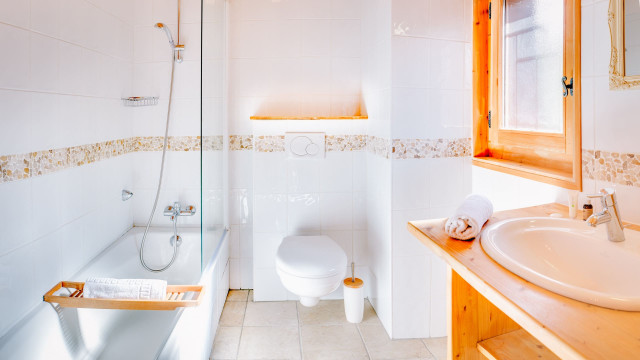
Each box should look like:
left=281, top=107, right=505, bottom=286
left=477, top=329, right=560, bottom=360
left=43, top=281, right=204, bottom=311
left=250, top=116, right=368, bottom=120
left=408, top=203, right=640, bottom=360
left=472, top=157, right=578, bottom=190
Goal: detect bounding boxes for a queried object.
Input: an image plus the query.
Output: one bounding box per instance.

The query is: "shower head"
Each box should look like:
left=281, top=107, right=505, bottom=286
left=154, top=23, right=175, bottom=47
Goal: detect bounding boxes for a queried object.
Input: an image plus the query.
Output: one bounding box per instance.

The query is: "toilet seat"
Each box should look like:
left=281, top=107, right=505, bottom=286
left=276, top=235, right=347, bottom=279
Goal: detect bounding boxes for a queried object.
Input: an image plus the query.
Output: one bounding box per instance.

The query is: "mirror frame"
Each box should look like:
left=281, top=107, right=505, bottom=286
left=609, top=0, right=640, bottom=90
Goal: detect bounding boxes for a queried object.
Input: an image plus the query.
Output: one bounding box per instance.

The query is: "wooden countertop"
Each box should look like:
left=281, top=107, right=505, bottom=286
left=408, top=203, right=640, bottom=360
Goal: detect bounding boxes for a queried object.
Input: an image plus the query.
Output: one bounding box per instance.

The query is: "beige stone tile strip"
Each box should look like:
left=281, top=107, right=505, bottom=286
left=583, top=149, right=640, bottom=187
left=0, top=136, right=217, bottom=184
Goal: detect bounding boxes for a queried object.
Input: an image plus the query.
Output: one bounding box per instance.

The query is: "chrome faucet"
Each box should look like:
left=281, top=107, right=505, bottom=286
left=163, top=202, right=196, bottom=221
left=586, top=188, right=625, bottom=242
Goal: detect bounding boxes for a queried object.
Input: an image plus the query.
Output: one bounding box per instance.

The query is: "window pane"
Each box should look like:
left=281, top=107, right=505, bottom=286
left=502, top=0, right=564, bottom=133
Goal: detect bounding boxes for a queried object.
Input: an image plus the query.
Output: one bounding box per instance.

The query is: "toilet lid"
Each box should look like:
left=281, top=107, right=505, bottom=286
left=276, top=236, right=347, bottom=279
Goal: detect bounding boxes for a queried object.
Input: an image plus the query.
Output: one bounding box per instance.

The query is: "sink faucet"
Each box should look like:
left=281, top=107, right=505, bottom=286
left=586, top=188, right=625, bottom=242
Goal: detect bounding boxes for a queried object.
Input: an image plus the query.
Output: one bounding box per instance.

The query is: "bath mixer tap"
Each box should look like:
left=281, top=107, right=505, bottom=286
left=586, top=188, right=625, bottom=242
left=163, top=202, right=196, bottom=220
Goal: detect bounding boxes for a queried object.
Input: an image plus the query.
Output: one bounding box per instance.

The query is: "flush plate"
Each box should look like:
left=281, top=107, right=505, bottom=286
left=285, top=132, right=325, bottom=159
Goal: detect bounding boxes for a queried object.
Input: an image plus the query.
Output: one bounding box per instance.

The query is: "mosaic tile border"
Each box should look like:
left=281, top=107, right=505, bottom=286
left=239, top=135, right=470, bottom=159
left=1, top=134, right=474, bottom=184
left=254, top=135, right=286, bottom=153
left=366, top=136, right=392, bottom=159
left=0, top=136, right=218, bottom=184
left=237, top=135, right=368, bottom=153
left=326, top=135, right=367, bottom=152
left=229, top=135, right=254, bottom=151
left=392, top=138, right=472, bottom=159
left=583, top=149, right=640, bottom=187
left=203, top=136, right=224, bottom=152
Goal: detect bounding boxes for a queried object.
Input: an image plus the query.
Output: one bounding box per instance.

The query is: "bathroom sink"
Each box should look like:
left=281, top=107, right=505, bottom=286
left=481, top=217, right=640, bottom=311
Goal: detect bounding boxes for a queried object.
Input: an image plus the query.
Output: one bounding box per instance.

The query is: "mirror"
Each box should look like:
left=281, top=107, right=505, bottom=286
left=626, top=0, right=640, bottom=76
left=609, top=0, right=640, bottom=89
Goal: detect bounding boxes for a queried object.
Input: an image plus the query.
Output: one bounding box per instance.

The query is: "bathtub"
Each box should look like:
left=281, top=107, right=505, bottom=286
left=0, top=226, right=229, bottom=360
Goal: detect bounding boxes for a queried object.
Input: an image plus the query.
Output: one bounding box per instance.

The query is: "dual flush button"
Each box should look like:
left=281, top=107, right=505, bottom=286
left=285, top=132, right=325, bottom=159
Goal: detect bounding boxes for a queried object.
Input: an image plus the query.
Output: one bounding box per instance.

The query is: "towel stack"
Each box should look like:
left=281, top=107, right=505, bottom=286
left=444, top=194, right=494, bottom=241
left=83, top=278, right=167, bottom=300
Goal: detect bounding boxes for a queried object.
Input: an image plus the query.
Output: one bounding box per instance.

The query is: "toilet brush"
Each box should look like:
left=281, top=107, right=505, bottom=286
left=343, top=262, right=364, bottom=323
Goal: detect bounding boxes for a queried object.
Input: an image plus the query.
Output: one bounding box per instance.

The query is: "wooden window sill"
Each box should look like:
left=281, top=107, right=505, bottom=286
left=250, top=116, right=368, bottom=120
left=472, top=156, right=580, bottom=190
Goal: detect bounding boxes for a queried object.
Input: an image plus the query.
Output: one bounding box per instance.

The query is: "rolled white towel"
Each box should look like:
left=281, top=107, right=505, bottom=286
left=444, top=194, right=493, bottom=241
left=83, top=277, right=167, bottom=300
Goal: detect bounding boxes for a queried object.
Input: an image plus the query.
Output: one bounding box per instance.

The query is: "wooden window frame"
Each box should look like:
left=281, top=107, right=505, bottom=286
left=472, top=0, right=582, bottom=190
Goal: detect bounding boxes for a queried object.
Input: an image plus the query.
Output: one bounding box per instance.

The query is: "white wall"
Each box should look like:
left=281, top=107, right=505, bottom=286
left=362, top=0, right=393, bottom=334
left=131, top=0, right=206, bottom=229
left=228, top=0, right=363, bottom=136
left=250, top=122, right=369, bottom=302
left=229, top=148, right=254, bottom=289
left=389, top=0, right=473, bottom=339
left=0, top=0, right=134, bottom=337
left=226, top=0, right=367, bottom=297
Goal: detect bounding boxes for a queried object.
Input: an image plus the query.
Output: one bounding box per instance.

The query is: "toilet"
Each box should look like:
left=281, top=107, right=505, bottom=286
left=276, top=235, right=347, bottom=307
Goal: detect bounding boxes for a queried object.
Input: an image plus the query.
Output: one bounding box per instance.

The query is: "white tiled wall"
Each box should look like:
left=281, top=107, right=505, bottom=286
left=228, top=0, right=363, bottom=135
left=250, top=122, right=369, bottom=302
left=0, top=0, right=134, bottom=337
left=361, top=0, right=393, bottom=334
left=229, top=150, right=254, bottom=289
left=132, top=0, right=199, bottom=228
left=227, top=0, right=368, bottom=298
left=131, top=0, right=225, bottom=230
left=387, top=0, right=473, bottom=339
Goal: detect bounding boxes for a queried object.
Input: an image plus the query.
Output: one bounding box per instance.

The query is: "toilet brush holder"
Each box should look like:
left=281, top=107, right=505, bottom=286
left=343, top=278, right=364, bottom=323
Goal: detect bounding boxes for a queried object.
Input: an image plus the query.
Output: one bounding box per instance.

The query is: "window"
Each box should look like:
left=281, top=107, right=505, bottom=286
left=472, top=0, right=581, bottom=190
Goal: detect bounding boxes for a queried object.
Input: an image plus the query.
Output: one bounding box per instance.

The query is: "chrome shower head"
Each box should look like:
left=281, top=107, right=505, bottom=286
left=154, top=23, right=175, bottom=47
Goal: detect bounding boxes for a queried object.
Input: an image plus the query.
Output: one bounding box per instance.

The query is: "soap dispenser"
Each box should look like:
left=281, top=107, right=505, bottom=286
left=582, top=199, right=593, bottom=221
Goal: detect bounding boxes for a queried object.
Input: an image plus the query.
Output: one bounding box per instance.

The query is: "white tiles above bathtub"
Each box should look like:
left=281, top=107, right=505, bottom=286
left=0, top=156, right=134, bottom=337
left=391, top=0, right=469, bottom=41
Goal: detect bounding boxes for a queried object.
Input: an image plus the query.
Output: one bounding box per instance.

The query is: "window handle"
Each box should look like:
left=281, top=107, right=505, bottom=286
left=563, top=76, right=574, bottom=97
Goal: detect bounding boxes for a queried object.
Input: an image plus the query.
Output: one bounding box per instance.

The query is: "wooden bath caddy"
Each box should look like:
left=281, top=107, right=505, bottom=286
left=43, top=281, right=204, bottom=310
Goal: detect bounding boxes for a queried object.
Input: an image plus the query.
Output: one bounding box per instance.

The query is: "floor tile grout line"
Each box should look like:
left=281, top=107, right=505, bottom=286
left=296, top=301, right=304, bottom=360
left=234, top=297, right=248, bottom=360
left=355, top=323, right=372, bottom=360
left=420, top=339, right=438, bottom=360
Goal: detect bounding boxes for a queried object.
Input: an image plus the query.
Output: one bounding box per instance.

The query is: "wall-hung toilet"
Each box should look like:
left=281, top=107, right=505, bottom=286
left=276, top=235, right=347, bottom=307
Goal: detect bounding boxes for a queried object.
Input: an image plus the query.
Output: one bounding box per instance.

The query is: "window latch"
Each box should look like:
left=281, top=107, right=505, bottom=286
left=488, top=111, right=492, bottom=128
left=562, top=76, right=574, bottom=97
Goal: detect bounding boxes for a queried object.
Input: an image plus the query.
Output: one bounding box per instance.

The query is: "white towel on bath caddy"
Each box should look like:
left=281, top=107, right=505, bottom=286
left=444, top=194, right=494, bottom=241
left=83, top=277, right=167, bottom=300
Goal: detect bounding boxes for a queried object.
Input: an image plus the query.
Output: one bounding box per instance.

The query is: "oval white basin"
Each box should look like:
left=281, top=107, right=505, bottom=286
left=481, top=217, right=640, bottom=311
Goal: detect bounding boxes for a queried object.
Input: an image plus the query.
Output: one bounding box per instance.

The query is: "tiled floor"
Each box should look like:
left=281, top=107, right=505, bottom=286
left=210, top=290, right=447, bottom=360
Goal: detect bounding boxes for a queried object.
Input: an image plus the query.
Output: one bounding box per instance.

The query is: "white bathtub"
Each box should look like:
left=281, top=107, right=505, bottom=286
left=0, top=227, right=229, bottom=360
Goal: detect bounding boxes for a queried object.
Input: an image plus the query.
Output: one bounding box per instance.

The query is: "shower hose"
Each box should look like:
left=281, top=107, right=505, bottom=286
left=139, top=57, right=178, bottom=273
